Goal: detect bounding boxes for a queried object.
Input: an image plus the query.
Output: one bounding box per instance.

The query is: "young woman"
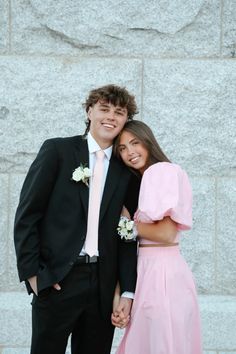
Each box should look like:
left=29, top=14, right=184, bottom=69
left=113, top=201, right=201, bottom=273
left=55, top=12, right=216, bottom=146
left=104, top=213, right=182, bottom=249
left=112, top=121, right=202, bottom=354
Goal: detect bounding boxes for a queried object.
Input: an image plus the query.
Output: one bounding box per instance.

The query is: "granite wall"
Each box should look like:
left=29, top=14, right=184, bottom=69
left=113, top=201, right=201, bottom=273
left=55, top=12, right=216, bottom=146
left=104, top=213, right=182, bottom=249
left=0, top=0, right=236, bottom=353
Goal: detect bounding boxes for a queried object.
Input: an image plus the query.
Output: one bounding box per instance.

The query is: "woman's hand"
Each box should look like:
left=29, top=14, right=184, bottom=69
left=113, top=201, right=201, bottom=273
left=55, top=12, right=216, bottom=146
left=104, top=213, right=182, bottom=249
left=121, top=206, right=131, bottom=219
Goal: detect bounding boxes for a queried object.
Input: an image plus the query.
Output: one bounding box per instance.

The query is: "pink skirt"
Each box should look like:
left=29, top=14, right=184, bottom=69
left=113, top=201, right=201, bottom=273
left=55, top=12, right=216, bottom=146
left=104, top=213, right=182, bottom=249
left=116, top=246, right=202, bottom=354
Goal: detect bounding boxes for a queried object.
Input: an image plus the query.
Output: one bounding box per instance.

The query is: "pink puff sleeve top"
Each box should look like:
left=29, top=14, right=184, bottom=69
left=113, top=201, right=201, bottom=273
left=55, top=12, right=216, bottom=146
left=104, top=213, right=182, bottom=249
left=134, top=162, right=192, bottom=244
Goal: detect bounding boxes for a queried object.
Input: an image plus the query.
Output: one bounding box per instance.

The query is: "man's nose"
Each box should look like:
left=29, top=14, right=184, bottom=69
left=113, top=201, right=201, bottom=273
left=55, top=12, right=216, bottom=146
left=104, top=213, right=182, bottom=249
left=107, top=110, right=115, bottom=120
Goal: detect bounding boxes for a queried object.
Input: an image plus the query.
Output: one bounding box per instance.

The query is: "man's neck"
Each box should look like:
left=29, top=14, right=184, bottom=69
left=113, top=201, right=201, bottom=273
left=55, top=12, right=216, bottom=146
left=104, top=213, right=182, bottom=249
left=89, top=132, right=113, bottom=150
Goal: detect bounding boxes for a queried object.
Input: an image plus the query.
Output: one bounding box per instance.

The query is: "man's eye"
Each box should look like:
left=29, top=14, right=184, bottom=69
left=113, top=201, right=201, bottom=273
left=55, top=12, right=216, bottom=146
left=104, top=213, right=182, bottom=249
left=116, top=111, right=125, bottom=116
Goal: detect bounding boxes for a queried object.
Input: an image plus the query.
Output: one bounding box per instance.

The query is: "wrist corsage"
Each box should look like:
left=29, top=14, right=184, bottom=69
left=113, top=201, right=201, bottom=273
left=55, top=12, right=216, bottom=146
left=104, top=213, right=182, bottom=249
left=117, top=216, right=138, bottom=241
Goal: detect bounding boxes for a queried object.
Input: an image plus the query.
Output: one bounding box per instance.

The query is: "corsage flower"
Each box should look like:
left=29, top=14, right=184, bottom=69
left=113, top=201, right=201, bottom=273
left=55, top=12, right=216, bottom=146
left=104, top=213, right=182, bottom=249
left=117, top=216, right=138, bottom=241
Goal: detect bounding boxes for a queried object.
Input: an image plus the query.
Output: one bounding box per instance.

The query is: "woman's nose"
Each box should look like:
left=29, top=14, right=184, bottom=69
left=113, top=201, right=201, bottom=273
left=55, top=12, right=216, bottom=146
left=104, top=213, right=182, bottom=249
left=127, top=146, right=135, bottom=155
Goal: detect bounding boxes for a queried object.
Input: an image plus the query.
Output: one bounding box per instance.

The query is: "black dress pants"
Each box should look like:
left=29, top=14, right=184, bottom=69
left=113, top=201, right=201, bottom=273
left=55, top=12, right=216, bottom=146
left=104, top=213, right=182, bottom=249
left=30, top=263, right=115, bottom=354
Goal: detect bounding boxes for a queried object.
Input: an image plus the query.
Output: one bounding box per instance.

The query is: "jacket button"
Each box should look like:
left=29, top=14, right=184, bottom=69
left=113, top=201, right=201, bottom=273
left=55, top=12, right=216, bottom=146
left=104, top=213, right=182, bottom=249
left=69, top=261, right=74, bottom=266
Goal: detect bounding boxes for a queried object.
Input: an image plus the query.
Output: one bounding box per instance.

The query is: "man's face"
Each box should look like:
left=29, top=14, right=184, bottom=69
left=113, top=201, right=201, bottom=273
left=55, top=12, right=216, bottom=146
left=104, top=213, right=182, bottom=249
left=88, top=101, right=128, bottom=148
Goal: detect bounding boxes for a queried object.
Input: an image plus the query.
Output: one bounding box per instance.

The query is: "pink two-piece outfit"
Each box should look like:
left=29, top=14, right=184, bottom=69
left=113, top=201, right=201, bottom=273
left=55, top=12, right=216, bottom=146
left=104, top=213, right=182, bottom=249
left=116, top=162, right=203, bottom=354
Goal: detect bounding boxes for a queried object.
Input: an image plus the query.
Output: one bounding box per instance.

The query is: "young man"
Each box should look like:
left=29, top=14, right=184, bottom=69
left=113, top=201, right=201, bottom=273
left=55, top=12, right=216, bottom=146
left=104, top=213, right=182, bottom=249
left=14, top=84, right=140, bottom=354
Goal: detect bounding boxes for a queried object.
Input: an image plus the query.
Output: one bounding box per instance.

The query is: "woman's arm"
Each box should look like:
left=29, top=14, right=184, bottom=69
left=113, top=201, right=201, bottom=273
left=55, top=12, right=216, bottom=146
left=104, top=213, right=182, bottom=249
left=136, top=216, right=178, bottom=243
left=121, top=207, right=178, bottom=244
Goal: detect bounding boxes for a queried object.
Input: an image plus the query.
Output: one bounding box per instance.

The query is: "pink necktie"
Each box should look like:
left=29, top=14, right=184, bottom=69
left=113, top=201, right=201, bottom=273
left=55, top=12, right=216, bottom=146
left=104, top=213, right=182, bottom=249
left=84, top=150, right=105, bottom=257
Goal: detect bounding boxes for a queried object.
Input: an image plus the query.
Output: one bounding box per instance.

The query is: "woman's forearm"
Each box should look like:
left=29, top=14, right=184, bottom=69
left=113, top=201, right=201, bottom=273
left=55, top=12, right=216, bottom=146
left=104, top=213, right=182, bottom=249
left=136, top=217, right=178, bottom=243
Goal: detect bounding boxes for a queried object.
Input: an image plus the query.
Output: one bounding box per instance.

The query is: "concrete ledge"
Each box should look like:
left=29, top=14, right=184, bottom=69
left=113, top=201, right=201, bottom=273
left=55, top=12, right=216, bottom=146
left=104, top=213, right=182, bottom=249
left=200, top=295, right=236, bottom=350
left=0, top=293, right=236, bottom=352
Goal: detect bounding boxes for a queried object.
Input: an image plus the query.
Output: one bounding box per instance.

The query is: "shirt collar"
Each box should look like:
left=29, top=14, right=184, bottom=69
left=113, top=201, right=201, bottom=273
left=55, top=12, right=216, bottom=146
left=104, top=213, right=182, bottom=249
left=87, top=132, right=112, bottom=160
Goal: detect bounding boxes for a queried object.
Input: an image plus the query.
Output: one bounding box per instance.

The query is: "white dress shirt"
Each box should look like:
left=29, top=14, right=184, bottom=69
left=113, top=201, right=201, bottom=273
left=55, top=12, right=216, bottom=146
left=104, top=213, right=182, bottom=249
left=80, top=132, right=134, bottom=299
left=80, top=132, right=112, bottom=256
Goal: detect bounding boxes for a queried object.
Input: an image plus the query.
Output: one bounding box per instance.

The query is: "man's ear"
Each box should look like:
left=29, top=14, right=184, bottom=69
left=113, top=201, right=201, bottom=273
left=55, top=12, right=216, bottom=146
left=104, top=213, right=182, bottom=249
left=87, top=106, right=92, bottom=120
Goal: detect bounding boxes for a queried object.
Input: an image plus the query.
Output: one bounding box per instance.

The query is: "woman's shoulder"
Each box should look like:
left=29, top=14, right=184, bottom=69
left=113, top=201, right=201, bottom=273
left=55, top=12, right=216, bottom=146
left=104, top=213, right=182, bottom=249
left=144, top=162, right=184, bottom=178
left=138, top=162, right=192, bottom=229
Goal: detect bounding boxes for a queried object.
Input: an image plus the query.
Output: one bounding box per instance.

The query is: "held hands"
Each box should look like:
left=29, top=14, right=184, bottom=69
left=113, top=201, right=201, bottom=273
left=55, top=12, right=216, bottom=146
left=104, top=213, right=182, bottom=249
left=112, top=297, right=132, bottom=329
left=28, top=275, right=61, bottom=296
left=111, top=283, right=132, bottom=329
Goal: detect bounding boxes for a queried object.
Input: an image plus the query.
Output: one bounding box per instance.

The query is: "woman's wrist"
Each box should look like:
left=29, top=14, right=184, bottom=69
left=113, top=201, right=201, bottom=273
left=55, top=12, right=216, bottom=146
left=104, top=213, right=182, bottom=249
left=133, top=221, right=138, bottom=239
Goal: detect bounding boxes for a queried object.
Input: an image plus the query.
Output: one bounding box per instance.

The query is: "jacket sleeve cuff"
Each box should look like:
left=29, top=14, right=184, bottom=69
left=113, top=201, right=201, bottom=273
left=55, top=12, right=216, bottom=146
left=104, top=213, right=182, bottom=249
left=121, top=291, right=134, bottom=299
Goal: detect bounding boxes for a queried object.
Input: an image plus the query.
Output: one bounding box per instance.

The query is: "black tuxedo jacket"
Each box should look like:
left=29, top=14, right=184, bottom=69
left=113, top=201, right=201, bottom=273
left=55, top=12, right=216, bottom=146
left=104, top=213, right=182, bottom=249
left=14, top=135, right=139, bottom=318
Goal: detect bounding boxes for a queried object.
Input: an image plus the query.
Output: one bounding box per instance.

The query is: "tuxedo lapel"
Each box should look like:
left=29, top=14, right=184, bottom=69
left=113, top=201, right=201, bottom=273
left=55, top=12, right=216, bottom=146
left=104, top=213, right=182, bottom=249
left=100, top=155, right=124, bottom=221
left=73, top=140, right=124, bottom=223
left=73, top=137, right=90, bottom=214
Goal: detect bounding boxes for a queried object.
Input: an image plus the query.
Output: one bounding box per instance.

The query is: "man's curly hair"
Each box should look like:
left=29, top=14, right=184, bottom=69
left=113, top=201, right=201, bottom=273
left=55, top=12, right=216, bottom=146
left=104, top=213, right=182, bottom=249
left=83, top=84, right=138, bottom=136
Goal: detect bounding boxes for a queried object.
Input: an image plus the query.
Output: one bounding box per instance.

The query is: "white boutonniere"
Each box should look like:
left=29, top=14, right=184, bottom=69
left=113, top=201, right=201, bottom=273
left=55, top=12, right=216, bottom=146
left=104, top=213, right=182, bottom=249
left=117, top=216, right=138, bottom=242
left=72, top=164, right=92, bottom=187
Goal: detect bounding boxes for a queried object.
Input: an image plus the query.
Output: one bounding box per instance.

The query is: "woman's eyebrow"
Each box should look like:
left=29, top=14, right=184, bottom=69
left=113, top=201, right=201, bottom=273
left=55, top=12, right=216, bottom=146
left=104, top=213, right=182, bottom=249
left=119, top=138, right=137, bottom=146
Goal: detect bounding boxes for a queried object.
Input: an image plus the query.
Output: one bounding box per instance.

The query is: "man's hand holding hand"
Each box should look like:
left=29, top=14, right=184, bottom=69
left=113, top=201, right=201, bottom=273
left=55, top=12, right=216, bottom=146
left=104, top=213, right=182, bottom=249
left=111, top=297, right=132, bottom=328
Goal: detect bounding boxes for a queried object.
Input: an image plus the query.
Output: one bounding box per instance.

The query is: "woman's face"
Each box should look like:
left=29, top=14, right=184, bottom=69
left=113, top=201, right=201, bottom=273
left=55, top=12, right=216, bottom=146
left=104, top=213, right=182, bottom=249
left=118, top=130, right=149, bottom=174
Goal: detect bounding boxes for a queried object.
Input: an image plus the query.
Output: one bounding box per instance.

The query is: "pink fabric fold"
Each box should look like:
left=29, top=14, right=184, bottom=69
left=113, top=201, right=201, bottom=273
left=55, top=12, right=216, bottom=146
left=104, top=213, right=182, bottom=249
left=134, top=162, right=192, bottom=231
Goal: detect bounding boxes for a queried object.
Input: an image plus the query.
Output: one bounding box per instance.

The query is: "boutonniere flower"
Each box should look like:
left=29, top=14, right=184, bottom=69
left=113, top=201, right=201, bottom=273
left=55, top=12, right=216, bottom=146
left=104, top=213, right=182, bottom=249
left=117, top=216, right=138, bottom=242
left=72, top=164, right=92, bottom=187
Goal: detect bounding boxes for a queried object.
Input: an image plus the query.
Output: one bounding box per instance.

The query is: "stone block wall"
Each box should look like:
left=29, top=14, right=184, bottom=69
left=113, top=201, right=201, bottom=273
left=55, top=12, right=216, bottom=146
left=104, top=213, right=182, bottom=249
left=0, top=0, right=235, bottom=353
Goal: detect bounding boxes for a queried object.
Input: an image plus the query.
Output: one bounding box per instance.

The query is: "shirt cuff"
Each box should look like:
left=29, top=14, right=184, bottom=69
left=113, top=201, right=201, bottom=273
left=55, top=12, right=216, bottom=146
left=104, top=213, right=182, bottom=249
left=121, top=291, right=135, bottom=299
